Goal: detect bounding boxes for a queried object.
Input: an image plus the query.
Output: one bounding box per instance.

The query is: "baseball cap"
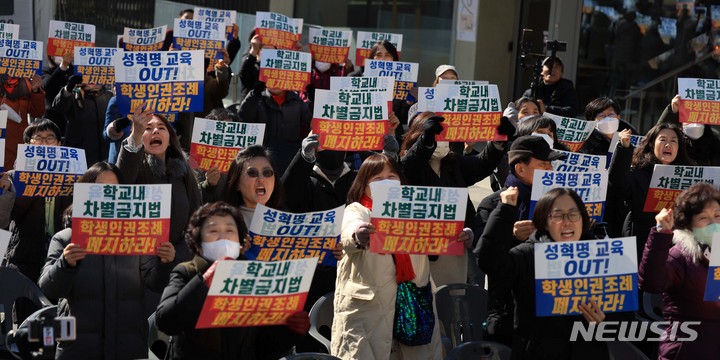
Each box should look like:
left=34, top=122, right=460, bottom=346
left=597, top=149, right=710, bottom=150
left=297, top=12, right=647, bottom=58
left=508, top=135, right=567, bottom=165
left=435, top=65, right=457, bottom=78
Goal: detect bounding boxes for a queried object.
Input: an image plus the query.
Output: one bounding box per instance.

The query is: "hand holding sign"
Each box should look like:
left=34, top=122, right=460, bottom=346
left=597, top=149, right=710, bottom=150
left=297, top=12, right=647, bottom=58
left=618, top=129, right=632, bottom=148
left=203, top=256, right=234, bottom=287
left=63, top=243, right=87, bottom=268
left=578, top=299, right=606, bottom=323
left=655, top=208, right=674, bottom=234
left=250, top=34, right=262, bottom=57
left=156, top=242, right=176, bottom=263
left=0, top=172, right=11, bottom=191
left=422, top=116, right=444, bottom=145
left=458, top=228, right=474, bottom=249
left=205, top=166, right=221, bottom=187
left=671, top=94, right=680, bottom=114
left=353, top=222, right=375, bottom=249
left=500, top=186, right=519, bottom=206
left=61, top=51, right=74, bottom=70
left=286, top=311, right=310, bottom=335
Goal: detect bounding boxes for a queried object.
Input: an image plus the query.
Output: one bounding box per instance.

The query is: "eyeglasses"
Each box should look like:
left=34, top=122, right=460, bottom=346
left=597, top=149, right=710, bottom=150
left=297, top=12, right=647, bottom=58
left=246, top=168, right=274, bottom=178
left=30, top=135, right=58, bottom=143
left=548, top=211, right=582, bottom=224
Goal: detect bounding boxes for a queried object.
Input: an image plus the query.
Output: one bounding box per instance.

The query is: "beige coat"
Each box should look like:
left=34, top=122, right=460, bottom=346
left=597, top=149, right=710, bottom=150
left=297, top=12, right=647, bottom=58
left=331, top=202, right=441, bottom=360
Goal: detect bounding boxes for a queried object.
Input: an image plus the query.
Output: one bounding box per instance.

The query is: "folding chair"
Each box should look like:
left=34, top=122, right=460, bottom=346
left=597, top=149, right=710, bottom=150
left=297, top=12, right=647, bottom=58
left=308, top=291, right=334, bottom=353
left=0, top=267, right=52, bottom=350
left=148, top=311, right=170, bottom=360
left=434, top=283, right=488, bottom=353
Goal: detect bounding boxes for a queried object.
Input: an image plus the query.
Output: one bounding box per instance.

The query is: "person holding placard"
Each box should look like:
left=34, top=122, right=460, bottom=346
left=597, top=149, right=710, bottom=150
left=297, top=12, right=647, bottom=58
left=38, top=162, right=176, bottom=360
left=41, top=51, right=74, bottom=131
left=51, top=73, right=113, bottom=165
left=639, top=182, right=720, bottom=359
left=579, top=97, right=637, bottom=155
left=657, top=94, right=720, bottom=166
left=349, top=40, right=413, bottom=140
left=117, top=105, right=202, bottom=263
left=474, top=135, right=566, bottom=346
left=299, top=58, right=355, bottom=103
left=608, top=123, right=693, bottom=261
left=155, top=201, right=309, bottom=360
left=478, top=187, right=610, bottom=359
left=204, top=145, right=283, bottom=227
left=1, top=74, right=46, bottom=171
left=332, top=153, right=444, bottom=360
left=238, top=74, right=311, bottom=178
left=400, top=111, right=513, bottom=286
left=238, top=31, right=277, bottom=102
left=501, top=96, right=541, bottom=128
left=4, top=119, right=71, bottom=283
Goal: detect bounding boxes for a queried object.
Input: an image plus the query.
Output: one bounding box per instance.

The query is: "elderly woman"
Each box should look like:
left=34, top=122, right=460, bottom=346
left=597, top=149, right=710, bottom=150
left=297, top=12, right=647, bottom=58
left=639, top=182, right=720, bottom=359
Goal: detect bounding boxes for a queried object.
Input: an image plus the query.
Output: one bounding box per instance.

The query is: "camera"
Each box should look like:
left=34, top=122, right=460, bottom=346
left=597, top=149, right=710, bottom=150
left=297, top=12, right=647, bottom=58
left=546, top=40, right=567, bottom=54
left=27, top=316, right=76, bottom=345
left=5, top=307, right=76, bottom=360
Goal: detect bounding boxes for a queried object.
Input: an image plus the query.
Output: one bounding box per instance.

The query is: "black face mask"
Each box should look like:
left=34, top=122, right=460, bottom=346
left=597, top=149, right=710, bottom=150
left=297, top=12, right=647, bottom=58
left=316, top=150, right=346, bottom=171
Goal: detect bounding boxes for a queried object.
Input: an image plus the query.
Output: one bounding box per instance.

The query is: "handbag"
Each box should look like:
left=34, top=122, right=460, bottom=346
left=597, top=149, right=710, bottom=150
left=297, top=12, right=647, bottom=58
left=393, top=280, right=435, bottom=346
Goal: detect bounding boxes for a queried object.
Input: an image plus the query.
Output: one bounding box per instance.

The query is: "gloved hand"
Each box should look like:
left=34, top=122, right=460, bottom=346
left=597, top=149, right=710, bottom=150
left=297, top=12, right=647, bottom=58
left=112, top=117, right=132, bottom=133
left=496, top=116, right=516, bottom=139
left=253, top=81, right=266, bottom=97
left=66, top=75, right=83, bottom=92
left=301, top=134, right=320, bottom=163
left=458, top=227, right=474, bottom=249
left=502, top=102, right=518, bottom=125
left=382, top=134, right=399, bottom=155
left=353, top=222, right=375, bottom=249
left=421, top=115, right=444, bottom=146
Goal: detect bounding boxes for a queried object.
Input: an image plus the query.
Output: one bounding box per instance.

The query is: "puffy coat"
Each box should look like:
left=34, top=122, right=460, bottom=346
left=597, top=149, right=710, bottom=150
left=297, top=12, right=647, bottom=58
left=51, top=87, right=113, bottom=165
left=331, top=202, right=441, bottom=360
left=155, top=255, right=257, bottom=360
left=38, top=228, right=173, bottom=360
left=479, top=202, right=613, bottom=360
left=401, top=137, right=505, bottom=286
left=639, top=228, right=720, bottom=360
left=238, top=90, right=311, bottom=177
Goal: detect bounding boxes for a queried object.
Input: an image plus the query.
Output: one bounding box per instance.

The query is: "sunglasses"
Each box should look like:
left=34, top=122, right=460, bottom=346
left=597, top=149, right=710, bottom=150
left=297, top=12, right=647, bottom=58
left=246, top=168, right=274, bottom=178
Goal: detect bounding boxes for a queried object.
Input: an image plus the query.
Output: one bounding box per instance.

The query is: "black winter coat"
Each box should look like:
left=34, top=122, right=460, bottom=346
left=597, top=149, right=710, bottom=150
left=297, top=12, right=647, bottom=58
left=39, top=228, right=173, bottom=360
left=479, top=202, right=612, bottom=360
left=280, top=150, right=356, bottom=213
left=156, top=255, right=256, bottom=360
left=579, top=119, right=636, bottom=156
left=523, top=78, right=579, bottom=118
left=51, top=88, right=113, bottom=165
left=657, top=104, right=720, bottom=166
left=607, top=144, right=655, bottom=262
left=238, top=90, right=312, bottom=177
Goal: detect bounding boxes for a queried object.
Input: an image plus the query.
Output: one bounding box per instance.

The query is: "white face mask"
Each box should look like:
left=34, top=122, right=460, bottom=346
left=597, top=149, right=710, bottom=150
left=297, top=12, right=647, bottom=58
left=531, top=132, right=554, bottom=149
left=432, top=141, right=450, bottom=160
left=314, top=61, right=332, bottom=72
left=596, top=117, right=619, bottom=135
left=518, top=115, right=535, bottom=123
left=201, top=239, right=241, bottom=261
left=683, top=123, right=705, bottom=140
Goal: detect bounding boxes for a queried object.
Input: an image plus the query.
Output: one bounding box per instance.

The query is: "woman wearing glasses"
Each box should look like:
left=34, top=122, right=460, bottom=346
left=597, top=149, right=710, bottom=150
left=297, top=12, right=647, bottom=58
left=478, top=187, right=610, bottom=359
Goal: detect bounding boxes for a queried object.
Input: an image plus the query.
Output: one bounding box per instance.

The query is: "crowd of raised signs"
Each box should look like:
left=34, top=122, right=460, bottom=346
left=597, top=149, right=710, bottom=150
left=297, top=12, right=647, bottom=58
left=1, top=5, right=720, bottom=360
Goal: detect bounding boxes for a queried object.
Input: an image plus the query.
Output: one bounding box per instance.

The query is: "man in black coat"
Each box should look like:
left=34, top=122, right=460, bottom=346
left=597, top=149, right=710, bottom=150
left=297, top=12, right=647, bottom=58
left=523, top=57, right=579, bottom=118
left=473, top=135, right=566, bottom=346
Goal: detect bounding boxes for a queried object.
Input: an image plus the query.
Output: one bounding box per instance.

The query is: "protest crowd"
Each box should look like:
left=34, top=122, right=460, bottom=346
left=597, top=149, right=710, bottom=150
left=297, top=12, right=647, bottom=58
left=3, top=4, right=720, bottom=360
